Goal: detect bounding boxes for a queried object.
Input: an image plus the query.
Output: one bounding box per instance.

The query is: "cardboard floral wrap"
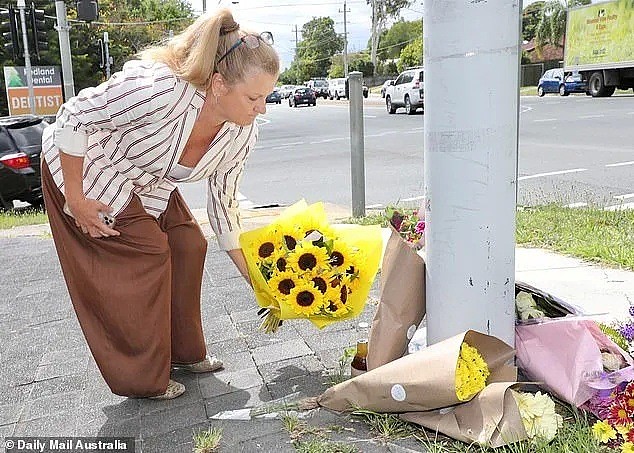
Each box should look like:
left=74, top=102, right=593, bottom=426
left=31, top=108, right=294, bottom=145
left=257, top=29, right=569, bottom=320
left=515, top=317, right=633, bottom=406
left=367, top=228, right=426, bottom=370
left=316, top=330, right=516, bottom=413
left=239, top=200, right=382, bottom=330
left=401, top=382, right=527, bottom=448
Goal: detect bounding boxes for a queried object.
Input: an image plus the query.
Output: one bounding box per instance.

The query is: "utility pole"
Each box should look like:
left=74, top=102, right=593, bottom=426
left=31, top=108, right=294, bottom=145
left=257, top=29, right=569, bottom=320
left=423, top=1, right=521, bottom=347
left=202, top=0, right=207, bottom=13
left=339, top=0, right=349, bottom=76
left=16, top=0, right=35, bottom=114
left=293, top=24, right=299, bottom=48
left=55, top=0, right=75, bottom=99
left=103, top=31, right=111, bottom=79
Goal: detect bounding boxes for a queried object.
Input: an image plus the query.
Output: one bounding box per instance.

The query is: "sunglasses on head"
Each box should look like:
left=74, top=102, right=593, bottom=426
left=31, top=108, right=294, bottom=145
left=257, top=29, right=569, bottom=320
left=217, top=31, right=274, bottom=64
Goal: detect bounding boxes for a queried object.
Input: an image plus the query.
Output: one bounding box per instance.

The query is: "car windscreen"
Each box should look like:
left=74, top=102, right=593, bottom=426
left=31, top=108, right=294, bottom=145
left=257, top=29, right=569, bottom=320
left=296, top=89, right=310, bottom=94
left=313, top=80, right=327, bottom=87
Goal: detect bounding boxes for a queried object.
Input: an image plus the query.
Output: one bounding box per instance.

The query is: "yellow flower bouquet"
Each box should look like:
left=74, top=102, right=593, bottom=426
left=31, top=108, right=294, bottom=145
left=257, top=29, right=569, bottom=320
left=311, top=330, right=516, bottom=413
left=239, top=200, right=382, bottom=332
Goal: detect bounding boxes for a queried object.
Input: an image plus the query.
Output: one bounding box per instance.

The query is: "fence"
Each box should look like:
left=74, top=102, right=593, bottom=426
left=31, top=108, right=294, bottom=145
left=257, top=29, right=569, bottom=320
left=520, top=60, right=563, bottom=86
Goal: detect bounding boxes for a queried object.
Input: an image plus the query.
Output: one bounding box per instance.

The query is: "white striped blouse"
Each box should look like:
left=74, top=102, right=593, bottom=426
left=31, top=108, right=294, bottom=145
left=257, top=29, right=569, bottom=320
left=41, top=59, right=258, bottom=251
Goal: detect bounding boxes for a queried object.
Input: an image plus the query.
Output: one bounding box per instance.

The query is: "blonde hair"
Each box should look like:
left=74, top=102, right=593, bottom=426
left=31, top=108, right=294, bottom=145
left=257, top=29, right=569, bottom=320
left=139, top=9, right=279, bottom=90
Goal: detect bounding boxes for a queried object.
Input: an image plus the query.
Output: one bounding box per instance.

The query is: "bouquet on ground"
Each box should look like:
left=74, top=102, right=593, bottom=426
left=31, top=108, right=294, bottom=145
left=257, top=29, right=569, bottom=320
left=239, top=200, right=382, bottom=333
left=402, top=384, right=563, bottom=448
left=309, top=330, right=516, bottom=413
left=384, top=206, right=425, bottom=249
left=591, top=379, right=634, bottom=451
left=516, top=316, right=633, bottom=407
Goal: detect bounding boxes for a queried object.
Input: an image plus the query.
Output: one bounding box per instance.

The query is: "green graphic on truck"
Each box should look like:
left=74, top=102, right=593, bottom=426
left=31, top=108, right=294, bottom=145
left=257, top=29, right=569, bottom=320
left=565, top=0, right=634, bottom=69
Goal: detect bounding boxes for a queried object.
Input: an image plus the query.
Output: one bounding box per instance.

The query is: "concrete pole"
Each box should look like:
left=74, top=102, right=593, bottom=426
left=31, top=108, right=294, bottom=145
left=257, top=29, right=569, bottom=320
left=423, top=0, right=521, bottom=347
left=349, top=71, right=365, bottom=217
left=55, top=0, right=75, bottom=100
left=17, top=0, right=36, bottom=114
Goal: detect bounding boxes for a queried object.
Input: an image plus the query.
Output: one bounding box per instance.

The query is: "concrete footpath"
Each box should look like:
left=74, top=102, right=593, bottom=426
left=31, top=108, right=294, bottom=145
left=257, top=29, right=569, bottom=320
left=0, top=204, right=633, bottom=452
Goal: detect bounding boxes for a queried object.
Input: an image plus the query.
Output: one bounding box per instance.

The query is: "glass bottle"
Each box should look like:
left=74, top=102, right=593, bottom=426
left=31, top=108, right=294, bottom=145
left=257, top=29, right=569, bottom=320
left=351, top=339, right=368, bottom=377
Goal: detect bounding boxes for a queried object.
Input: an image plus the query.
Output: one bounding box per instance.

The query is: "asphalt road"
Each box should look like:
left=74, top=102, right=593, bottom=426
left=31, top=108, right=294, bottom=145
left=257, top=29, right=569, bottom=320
left=178, top=94, right=634, bottom=211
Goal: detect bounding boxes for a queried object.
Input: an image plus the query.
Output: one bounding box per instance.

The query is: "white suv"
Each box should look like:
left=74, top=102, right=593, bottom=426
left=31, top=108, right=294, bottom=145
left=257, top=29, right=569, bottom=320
left=385, top=67, right=424, bottom=115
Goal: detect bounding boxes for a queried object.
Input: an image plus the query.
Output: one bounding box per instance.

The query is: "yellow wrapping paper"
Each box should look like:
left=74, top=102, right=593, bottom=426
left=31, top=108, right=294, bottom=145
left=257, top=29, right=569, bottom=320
left=317, top=330, right=516, bottom=412
left=239, top=200, right=382, bottom=329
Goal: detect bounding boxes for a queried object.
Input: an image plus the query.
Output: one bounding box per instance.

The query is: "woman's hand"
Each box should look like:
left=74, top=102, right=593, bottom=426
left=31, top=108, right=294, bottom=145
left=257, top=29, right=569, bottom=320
left=66, top=197, right=120, bottom=238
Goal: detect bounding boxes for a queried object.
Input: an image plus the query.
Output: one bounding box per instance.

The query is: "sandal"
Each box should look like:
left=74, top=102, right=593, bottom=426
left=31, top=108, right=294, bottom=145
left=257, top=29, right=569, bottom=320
left=149, top=379, right=185, bottom=400
left=171, top=355, right=223, bottom=373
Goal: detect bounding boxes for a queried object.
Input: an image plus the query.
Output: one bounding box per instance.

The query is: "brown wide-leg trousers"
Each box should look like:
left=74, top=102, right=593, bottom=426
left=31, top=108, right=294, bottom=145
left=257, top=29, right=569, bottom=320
left=42, top=162, right=208, bottom=397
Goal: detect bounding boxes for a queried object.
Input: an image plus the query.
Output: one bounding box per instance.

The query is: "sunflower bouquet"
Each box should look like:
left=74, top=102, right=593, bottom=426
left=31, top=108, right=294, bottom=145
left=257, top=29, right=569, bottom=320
left=239, top=200, right=382, bottom=333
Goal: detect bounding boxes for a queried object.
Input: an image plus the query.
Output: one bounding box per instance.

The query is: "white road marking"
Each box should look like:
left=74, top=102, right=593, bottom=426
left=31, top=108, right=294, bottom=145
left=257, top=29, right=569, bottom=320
left=366, top=204, right=383, bottom=209
left=606, top=161, right=634, bottom=167
left=579, top=114, right=604, bottom=119
left=518, top=168, right=587, bottom=181
left=614, top=193, right=634, bottom=200
left=533, top=118, right=557, bottom=122
left=272, top=142, right=304, bottom=149
left=256, top=117, right=271, bottom=126
left=565, top=202, right=588, bottom=208
left=605, top=202, right=634, bottom=211
left=400, top=195, right=425, bottom=202
left=627, top=112, right=634, bottom=115
left=520, top=106, right=533, bottom=113
left=309, top=137, right=347, bottom=144
left=364, top=115, right=377, bottom=119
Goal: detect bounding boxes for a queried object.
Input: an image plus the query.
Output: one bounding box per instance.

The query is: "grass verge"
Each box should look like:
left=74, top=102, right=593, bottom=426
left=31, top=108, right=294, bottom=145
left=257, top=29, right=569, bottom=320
left=342, top=204, right=634, bottom=270
left=516, top=204, right=634, bottom=270
left=519, top=86, right=537, bottom=96
left=0, top=208, right=48, bottom=229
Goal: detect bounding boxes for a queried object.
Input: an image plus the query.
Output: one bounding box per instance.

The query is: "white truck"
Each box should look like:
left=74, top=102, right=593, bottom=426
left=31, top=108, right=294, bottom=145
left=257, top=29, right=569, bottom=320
left=564, top=0, right=634, bottom=97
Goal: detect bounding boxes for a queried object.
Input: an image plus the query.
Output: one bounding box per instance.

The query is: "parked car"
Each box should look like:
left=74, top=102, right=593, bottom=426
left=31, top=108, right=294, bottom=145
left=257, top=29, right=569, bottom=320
left=537, top=69, right=588, bottom=97
left=380, top=79, right=394, bottom=98
left=328, top=77, right=369, bottom=100
left=306, top=79, right=329, bottom=99
left=266, top=89, right=282, bottom=104
left=289, top=87, right=317, bottom=107
left=278, top=85, right=297, bottom=99
left=0, top=115, right=48, bottom=209
left=385, top=67, right=424, bottom=115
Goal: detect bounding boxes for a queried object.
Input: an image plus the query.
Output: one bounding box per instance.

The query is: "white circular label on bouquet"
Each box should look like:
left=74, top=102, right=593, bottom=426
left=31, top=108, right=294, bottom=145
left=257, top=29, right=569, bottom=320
left=391, top=384, right=407, bottom=402
left=406, top=325, right=417, bottom=340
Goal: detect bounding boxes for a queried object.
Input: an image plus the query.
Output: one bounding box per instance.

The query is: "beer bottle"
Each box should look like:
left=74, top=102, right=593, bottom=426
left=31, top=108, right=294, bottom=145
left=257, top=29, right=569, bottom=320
left=350, top=339, right=368, bottom=377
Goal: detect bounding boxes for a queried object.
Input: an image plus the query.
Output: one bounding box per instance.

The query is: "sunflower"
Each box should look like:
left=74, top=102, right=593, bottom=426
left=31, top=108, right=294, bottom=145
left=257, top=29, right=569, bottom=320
left=268, top=271, right=298, bottom=299
left=250, top=227, right=282, bottom=263
left=323, top=287, right=349, bottom=317
left=304, top=270, right=329, bottom=295
left=274, top=223, right=303, bottom=251
left=270, top=249, right=289, bottom=273
left=287, top=242, right=330, bottom=273
left=285, top=282, right=326, bottom=316
left=296, top=216, right=335, bottom=245
left=329, top=240, right=355, bottom=269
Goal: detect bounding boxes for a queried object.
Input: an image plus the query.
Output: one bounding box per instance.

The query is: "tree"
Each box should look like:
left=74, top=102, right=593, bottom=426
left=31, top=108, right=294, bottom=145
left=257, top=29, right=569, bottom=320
left=397, top=36, right=422, bottom=72
left=376, top=19, right=421, bottom=61
left=295, top=17, right=343, bottom=79
left=367, top=0, right=411, bottom=75
left=535, top=0, right=590, bottom=52
left=522, top=1, right=545, bottom=42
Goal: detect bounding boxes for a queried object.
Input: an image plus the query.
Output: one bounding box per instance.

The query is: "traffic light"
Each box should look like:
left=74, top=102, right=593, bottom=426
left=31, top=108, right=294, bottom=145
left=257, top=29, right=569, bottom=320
left=0, top=6, right=21, bottom=60
left=28, top=3, right=47, bottom=61
left=77, top=0, right=99, bottom=22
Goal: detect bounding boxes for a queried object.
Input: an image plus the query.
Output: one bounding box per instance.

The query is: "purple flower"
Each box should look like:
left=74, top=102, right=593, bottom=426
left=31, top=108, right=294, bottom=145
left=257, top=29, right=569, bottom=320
left=620, top=323, right=634, bottom=341
left=415, top=220, right=425, bottom=234
left=629, top=305, right=634, bottom=318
